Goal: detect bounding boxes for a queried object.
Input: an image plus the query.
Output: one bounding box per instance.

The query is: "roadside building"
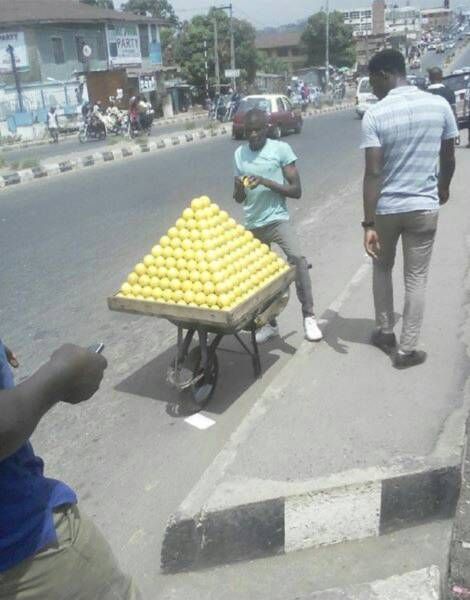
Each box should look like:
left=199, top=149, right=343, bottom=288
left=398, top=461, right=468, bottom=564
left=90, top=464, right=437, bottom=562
left=385, top=6, right=422, bottom=41
left=0, top=0, right=167, bottom=139
left=421, top=8, right=452, bottom=30
left=342, top=8, right=373, bottom=38
left=255, top=32, right=306, bottom=74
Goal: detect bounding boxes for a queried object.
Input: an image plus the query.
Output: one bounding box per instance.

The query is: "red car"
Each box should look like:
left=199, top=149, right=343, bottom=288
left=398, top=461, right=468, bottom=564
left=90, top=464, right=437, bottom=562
left=232, top=94, right=303, bottom=140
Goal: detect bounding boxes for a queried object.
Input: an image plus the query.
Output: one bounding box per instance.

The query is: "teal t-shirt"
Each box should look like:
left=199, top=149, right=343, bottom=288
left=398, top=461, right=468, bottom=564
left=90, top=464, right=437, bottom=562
left=234, top=139, right=298, bottom=230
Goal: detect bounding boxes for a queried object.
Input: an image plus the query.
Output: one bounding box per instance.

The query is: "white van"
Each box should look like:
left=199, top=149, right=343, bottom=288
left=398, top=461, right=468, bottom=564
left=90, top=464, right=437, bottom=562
left=356, top=77, right=378, bottom=117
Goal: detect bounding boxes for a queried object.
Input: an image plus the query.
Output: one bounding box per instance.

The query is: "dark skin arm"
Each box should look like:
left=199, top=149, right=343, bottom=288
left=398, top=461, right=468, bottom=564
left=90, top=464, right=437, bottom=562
left=363, top=147, right=384, bottom=259
left=0, top=344, right=107, bottom=461
left=438, top=138, right=455, bottom=205
left=233, top=163, right=302, bottom=203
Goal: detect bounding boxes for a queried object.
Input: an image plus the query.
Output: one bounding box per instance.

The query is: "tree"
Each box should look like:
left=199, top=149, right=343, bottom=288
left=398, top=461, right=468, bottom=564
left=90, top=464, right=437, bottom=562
left=301, top=11, right=356, bottom=68
left=121, top=0, right=179, bottom=25
left=257, top=52, right=289, bottom=75
left=173, top=8, right=258, bottom=93
left=80, top=0, right=115, bottom=8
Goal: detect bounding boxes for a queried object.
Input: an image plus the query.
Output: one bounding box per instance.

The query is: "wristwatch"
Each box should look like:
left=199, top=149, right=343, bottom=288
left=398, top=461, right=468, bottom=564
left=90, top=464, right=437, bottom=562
left=361, top=220, right=375, bottom=229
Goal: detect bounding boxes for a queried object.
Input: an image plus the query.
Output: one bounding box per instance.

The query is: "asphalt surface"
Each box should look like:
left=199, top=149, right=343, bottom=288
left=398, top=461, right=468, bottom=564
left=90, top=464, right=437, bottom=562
left=0, top=109, right=364, bottom=598
left=0, top=117, right=209, bottom=167
left=1, top=103, right=469, bottom=598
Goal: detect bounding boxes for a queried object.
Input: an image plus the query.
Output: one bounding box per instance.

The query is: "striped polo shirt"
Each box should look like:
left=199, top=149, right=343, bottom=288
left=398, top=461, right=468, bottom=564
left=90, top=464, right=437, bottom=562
left=360, top=85, right=458, bottom=215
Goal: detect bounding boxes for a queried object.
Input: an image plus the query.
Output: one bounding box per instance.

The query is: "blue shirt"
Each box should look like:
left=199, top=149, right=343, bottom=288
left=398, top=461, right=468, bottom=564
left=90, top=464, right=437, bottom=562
left=234, top=139, right=298, bottom=230
left=0, top=340, right=77, bottom=572
left=360, top=85, right=458, bottom=215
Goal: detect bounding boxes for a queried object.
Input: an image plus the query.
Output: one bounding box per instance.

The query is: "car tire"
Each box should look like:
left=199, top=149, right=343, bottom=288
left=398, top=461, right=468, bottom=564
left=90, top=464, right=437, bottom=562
left=271, top=125, right=282, bottom=140
left=294, top=123, right=302, bottom=134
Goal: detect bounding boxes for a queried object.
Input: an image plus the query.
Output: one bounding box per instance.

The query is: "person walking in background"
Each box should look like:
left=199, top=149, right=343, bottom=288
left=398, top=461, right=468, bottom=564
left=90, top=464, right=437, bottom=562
left=0, top=340, right=141, bottom=600
left=427, top=66, right=460, bottom=144
left=47, top=106, right=59, bottom=143
left=233, top=108, right=323, bottom=344
left=361, top=50, right=457, bottom=369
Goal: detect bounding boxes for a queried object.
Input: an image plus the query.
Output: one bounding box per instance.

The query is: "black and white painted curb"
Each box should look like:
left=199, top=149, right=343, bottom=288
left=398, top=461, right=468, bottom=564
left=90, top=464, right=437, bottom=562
left=306, top=566, right=440, bottom=599
left=160, top=458, right=460, bottom=573
left=0, top=103, right=354, bottom=191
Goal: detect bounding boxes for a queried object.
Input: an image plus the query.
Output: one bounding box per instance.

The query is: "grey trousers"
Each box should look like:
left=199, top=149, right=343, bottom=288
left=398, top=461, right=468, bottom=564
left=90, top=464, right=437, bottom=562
left=373, top=210, right=438, bottom=353
left=251, top=220, right=314, bottom=317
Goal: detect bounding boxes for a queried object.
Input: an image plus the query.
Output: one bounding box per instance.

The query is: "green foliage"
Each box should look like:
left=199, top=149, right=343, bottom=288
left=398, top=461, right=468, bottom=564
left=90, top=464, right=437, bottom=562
left=301, top=11, right=356, bottom=68
left=121, top=0, right=179, bottom=24
left=79, top=0, right=115, bottom=8
left=173, top=8, right=258, bottom=92
left=20, top=158, right=40, bottom=169
left=257, top=52, right=290, bottom=75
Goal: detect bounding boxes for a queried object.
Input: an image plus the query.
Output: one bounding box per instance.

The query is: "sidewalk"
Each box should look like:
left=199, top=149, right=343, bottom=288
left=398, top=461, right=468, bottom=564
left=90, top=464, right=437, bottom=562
left=161, top=148, right=470, bottom=577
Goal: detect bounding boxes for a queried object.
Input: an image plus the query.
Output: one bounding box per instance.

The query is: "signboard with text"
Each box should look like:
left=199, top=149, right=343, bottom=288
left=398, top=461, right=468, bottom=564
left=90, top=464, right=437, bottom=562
left=106, top=24, right=141, bottom=66
left=0, top=31, right=29, bottom=73
left=225, top=69, right=240, bottom=78
left=139, top=75, right=156, bottom=93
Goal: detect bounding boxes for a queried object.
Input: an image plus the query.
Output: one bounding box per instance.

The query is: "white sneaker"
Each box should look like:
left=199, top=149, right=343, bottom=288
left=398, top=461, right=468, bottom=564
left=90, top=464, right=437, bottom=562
left=304, top=316, right=323, bottom=342
left=255, top=324, right=279, bottom=344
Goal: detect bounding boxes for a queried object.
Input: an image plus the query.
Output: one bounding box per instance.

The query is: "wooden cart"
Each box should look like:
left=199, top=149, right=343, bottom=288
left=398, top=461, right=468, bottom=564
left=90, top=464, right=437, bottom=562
left=108, top=267, right=296, bottom=409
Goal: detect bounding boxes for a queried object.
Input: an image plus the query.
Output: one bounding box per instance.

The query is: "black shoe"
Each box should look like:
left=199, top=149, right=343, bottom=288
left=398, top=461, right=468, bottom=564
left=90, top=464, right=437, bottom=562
left=393, top=350, right=427, bottom=369
left=371, top=330, right=397, bottom=355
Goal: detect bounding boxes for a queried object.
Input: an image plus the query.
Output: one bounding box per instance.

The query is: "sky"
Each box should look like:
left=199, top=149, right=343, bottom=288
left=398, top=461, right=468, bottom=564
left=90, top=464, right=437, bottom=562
left=116, top=0, right=470, bottom=28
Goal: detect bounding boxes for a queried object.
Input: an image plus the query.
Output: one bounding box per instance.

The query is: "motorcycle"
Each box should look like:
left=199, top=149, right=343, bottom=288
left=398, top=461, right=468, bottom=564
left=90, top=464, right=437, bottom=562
left=102, top=109, right=128, bottom=136
left=128, top=108, right=154, bottom=138
left=78, top=114, right=107, bottom=143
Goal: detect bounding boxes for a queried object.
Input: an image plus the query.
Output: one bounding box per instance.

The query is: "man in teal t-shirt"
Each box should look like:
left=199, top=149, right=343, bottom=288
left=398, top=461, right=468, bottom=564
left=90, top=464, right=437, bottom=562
left=233, top=108, right=322, bottom=343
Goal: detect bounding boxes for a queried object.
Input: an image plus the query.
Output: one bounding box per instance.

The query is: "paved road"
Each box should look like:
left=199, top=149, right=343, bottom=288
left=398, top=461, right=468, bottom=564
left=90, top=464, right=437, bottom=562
left=0, top=116, right=209, bottom=166
left=0, top=109, right=364, bottom=598
left=2, top=106, right=468, bottom=598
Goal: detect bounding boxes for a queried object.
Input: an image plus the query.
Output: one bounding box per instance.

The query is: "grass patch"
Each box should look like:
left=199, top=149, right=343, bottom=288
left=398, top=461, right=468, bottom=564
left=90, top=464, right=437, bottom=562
left=185, top=121, right=196, bottom=131
left=9, top=160, right=20, bottom=171
left=21, top=158, right=40, bottom=169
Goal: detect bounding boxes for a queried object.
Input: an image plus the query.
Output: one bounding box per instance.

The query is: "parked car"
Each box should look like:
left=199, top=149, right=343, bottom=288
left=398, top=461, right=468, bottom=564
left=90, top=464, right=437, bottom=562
left=443, top=72, right=470, bottom=127
left=355, top=77, right=378, bottom=117
left=428, top=43, right=437, bottom=51
left=231, top=95, right=302, bottom=140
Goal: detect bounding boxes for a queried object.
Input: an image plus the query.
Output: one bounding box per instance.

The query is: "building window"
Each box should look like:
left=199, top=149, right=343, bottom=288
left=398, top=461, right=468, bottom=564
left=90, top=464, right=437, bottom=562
left=277, top=47, right=289, bottom=57
left=139, top=24, right=149, bottom=57
left=150, top=24, right=157, bottom=43
left=51, top=37, right=65, bottom=64
left=75, top=35, right=86, bottom=63
left=107, top=25, right=118, bottom=58
left=351, top=11, right=360, bottom=19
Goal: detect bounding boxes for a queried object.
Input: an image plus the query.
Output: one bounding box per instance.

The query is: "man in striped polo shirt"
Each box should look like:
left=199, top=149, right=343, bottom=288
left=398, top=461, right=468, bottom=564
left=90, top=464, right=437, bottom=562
left=361, top=49, right=458, bottom=369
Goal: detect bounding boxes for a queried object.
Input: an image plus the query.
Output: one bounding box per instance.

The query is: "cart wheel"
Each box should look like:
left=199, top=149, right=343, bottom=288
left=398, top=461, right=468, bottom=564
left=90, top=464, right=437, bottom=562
left=189, top=346, right=219, bottom=407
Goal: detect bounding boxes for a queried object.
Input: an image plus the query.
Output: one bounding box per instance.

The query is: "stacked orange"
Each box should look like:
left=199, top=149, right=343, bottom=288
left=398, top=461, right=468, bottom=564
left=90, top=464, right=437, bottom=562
left=117, top=196, right=289, bottom=310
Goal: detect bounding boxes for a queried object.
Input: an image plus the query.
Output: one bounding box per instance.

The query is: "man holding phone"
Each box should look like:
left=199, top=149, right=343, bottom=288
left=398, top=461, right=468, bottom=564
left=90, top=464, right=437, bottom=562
left=0, top=340, right=141, bottom=599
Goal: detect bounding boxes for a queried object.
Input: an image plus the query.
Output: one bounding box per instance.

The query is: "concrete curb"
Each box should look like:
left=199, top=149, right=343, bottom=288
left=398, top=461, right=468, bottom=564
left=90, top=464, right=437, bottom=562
left=0, top=104, right=354, bottom=191
left=0, top=113, right=208, bottom=154
left=160, top=457, right=460, bottom=573
left=448, top=414, right=470, bottom=599
left=305, top=566, right=440, bottom=599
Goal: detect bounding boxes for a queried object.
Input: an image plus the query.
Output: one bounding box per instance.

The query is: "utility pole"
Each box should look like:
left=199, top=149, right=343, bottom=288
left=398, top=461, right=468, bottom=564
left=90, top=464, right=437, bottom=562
left=6, top=44, right=24, bottom=112
left=325, top=0, right=330, bottom=87
left=213, top=18, right=221, bottom=95
left=216, top=3, right=237, bottom=91
left=203, top=39, right=210, bottom=98
left=229, top=3, right=236, bottom=91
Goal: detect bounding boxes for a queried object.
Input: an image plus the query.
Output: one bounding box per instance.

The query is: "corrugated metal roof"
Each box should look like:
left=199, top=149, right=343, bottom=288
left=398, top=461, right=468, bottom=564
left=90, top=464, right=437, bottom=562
left=0, top=0, right=167, bottom=26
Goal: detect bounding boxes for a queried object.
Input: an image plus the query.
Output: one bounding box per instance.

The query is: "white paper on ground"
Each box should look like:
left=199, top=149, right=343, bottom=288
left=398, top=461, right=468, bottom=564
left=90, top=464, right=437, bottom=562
left=184, top=414, right=216, bottom=430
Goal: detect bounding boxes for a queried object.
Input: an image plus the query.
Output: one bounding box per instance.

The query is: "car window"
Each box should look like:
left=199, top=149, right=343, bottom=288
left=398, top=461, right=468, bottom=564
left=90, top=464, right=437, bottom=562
left=236, top=97, right=271, bottom=114
left=276, top=98, right=284, bottom=112
left=444, top=74, right=470, bottom=92
left=283, top=97, right=293, bottom=111
left=358, top=79, right=372, bottom=93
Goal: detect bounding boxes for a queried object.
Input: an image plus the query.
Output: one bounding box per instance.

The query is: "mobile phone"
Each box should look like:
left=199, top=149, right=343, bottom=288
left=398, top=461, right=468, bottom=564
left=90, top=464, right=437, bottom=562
left=87, top=343, right=105, bottom=354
